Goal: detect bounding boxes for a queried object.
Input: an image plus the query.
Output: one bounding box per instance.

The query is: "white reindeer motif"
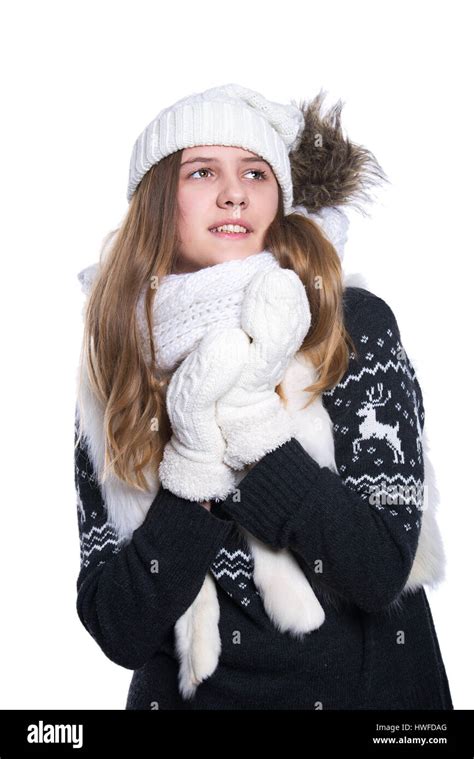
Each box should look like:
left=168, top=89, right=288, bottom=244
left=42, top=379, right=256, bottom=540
left=353, top=382, right=405, bottom=464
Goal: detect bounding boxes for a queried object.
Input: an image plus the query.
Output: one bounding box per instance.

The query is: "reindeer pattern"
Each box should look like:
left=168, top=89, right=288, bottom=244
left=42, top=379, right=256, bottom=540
left=320, top=308, right=427, bottom=525
left=353, top=382, right=405, bottom=464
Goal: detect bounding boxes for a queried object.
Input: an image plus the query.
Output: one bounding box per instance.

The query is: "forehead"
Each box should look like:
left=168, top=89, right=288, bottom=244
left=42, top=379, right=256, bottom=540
left=181, top=145, right=267, bottom=162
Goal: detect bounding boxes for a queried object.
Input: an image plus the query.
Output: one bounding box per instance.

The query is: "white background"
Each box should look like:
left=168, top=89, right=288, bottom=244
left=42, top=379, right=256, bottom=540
left=0, top=0, right=472, bottom=710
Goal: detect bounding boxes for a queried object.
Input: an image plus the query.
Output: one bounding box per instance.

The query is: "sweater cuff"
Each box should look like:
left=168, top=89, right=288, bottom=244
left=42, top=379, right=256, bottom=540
left=137, top=486, right=234, bottom=577
left=217, top=437, right=323, bottom=549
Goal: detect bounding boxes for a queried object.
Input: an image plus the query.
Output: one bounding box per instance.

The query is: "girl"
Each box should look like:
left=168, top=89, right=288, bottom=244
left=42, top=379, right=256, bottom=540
left=74, top=83, right=453, bottom=710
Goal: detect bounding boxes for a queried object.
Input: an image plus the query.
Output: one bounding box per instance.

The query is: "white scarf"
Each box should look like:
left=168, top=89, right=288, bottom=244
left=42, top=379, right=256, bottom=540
left=137, top=250, right=281, bottom=373
left=76, top=238, right=446, bottom=702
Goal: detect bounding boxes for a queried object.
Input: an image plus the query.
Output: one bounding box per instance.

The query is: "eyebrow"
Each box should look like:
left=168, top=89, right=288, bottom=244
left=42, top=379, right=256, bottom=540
left=180, top=155, right=269, bottom=168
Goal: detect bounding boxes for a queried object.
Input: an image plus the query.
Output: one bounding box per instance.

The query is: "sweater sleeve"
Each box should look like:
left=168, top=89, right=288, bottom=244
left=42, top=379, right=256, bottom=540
left=74, top=416, right=233, bottom=670
left=216, top=289, right=426, bottom=613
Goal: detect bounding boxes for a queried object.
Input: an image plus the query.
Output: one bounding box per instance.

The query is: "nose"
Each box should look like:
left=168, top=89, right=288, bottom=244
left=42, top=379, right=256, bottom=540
left=218, top=197, right=248, bottom=221
left=216, top=179, right=248, bottom=215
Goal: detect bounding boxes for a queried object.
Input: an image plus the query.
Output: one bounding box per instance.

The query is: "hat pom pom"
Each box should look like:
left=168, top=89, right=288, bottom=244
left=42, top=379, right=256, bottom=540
left=289, top=89, right=389, bottom=217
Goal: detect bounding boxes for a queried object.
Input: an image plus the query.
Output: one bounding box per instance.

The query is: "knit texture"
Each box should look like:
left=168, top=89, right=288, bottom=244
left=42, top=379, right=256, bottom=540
left=218, top=289, right=427, bottom=595
left=73, top=286, right=453, bottom=709
left=126, top=83, right=305, bottom=213
left=76, top=248, right=324, bottom=700
left=137, top=250, right=279, bottom=374
left=75, top=435, right=234, bottom=670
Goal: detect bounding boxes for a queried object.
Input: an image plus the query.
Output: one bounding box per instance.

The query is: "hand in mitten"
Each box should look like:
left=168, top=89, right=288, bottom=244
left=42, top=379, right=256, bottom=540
left=159, top=327, right=250, bottom=501
left=216, top=268, right=311, bottom=470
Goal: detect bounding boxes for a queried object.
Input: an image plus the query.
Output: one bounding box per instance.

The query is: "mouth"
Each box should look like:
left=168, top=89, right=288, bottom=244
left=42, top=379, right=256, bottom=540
left=208, top=222, right=253, bottom=239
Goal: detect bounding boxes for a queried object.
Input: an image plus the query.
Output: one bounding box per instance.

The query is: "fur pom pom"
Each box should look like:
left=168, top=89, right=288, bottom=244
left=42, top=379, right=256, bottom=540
left=289, top=89, right=389, bottom=216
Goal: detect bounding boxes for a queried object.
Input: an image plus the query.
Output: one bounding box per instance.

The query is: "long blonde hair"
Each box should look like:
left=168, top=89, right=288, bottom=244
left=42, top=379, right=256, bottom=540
left=76, top=149, right=357, bottom=491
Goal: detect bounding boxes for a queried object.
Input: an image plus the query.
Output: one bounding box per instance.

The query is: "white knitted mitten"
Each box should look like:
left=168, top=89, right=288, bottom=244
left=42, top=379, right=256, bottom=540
left=216, top=268, right=311, bottom=469
left=159, top=327, right=250, bottom=501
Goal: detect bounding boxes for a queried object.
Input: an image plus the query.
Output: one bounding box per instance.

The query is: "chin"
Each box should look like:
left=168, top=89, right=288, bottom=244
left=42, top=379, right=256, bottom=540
left=218, top=250, right=254, bottom=260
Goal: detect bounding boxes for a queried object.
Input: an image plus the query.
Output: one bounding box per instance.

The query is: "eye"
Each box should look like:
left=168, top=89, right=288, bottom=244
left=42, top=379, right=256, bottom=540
left=189, top=168, right=213, bottom=179
left=245, top=169, right=268, bottom=180
left=187, top=168, right=269, bottom=180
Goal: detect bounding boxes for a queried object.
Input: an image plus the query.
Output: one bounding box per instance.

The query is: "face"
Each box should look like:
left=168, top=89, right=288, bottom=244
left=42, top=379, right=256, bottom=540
left=174, top=145, right=279, bottom=273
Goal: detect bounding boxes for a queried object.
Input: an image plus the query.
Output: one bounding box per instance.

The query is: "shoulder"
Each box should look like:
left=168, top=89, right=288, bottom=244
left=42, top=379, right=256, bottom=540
left=341, top=286, right=401, bottom=341
left=323, top=286, right=425, bottom=424
left=342, top=285, right=399, bottom=324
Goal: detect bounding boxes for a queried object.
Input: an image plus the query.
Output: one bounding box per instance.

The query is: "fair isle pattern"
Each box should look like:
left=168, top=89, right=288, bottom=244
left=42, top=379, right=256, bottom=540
left=211, top=547, right=253, bottom=582
left=72, top=284, right=453, bottom=710
left=73, top=287, right=427, bottom=627
left=209, top=537, right=263, bottom=611
left=321, top=289, right=425, bottom=533
left=74, top=423, right=264, bottom=613
left=74, top=430, right=125, bottom=572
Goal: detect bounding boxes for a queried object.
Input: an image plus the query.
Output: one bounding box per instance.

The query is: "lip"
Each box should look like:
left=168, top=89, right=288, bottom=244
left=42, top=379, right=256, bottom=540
left=208, top=218, right=253, bottom=232
left=209, top=229, right=251, bottom=240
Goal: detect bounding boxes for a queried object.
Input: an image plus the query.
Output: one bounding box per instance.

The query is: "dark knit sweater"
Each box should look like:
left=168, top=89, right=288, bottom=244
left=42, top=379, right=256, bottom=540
left=73, top=286, right=453, bottom=710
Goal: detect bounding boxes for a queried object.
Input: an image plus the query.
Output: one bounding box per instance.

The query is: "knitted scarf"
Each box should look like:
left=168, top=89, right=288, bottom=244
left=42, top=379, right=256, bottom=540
left=137, top=250, right=280, bottom=373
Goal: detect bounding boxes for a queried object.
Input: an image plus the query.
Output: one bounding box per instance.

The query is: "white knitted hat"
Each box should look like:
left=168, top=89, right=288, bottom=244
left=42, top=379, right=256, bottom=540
left=127, top=83, right=305, bottom=214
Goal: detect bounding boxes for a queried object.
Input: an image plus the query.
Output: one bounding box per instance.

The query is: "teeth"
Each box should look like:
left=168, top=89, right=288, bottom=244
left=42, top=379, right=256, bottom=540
left=211, top=224, right=249, bottom=233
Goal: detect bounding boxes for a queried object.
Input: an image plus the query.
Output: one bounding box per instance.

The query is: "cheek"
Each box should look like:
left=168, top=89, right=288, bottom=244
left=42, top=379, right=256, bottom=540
left=252, top=183, right=279, bottom=221
left=177, top=190, right=206, bottom=237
